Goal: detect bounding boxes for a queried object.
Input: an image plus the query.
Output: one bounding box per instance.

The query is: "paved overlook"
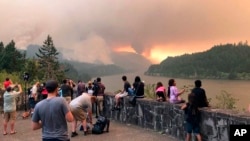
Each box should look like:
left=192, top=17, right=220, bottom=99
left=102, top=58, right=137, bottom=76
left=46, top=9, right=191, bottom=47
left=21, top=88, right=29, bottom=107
left=0, top=111, right=177, bottom=141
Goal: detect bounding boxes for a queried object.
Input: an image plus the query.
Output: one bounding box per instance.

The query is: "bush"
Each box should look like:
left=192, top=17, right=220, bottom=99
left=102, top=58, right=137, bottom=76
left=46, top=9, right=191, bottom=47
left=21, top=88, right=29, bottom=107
left=144, top=83, right=156, bottom=99
left=215, top=90, right=238, bottom=109
left=0, top=71, right=23, bottom=88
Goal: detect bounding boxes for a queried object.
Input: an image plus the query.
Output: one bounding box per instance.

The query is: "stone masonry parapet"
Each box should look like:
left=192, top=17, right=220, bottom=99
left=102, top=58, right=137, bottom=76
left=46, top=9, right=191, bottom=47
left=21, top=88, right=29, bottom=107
left=103, top=92, right=250, bottom=141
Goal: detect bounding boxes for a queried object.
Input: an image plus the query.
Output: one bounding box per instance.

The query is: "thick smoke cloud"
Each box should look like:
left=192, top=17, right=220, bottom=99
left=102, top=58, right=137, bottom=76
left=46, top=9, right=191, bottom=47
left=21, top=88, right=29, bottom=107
left=0, top=0, right=250, bottom=63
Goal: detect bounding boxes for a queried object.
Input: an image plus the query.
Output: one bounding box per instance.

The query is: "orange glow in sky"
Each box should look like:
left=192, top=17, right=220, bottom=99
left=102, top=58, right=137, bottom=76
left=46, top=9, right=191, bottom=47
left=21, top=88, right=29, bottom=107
left=146, top=44, right=209, bottom=64
left=113, top=46, right=137, bottom=53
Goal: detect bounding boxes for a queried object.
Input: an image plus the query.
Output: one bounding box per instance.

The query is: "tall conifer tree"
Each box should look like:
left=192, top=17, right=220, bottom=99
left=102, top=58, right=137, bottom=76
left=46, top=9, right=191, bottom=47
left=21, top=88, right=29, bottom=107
left=36, top=35, right=64, bottom=80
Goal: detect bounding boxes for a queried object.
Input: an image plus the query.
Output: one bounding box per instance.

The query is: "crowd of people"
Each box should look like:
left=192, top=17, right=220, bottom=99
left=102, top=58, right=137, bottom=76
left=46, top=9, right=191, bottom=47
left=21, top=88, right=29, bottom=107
left=0, top=75, right=225, bottom=141
left=112, top=76, right=208, bottom=141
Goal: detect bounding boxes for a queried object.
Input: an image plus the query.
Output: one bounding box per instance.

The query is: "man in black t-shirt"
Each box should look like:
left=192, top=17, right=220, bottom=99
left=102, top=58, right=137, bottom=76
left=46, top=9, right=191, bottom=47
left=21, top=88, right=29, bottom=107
left=191, top=80, right=209, bottom=108
left=61, top=79, right=72, bottom=104
left=112, top=76, right=131, bottom=110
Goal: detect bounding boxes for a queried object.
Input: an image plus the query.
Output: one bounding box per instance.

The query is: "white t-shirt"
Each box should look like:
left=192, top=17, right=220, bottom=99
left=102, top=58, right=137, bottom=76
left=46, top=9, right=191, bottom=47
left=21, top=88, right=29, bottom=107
left=31, top=85, right=37, bottom=94
left=30, top=85, right=38, bottom=98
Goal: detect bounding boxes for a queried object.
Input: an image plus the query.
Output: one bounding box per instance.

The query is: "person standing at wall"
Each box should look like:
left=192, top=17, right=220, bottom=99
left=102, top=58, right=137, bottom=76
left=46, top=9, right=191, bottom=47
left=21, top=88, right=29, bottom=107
left=3, top=84, right=22, bottom=135
left=32, top=80, right=74, bottom=141
left=61, top=79, right=72, bottom=104
left=192, top=80, right=208, bottom=108
left=181, top=93, right=202, bottom=141
left=77, top=80, right=85, bottom=97
left=85, top=81, right=94, bottom=95
left=95, top=77, right=105, bottom=116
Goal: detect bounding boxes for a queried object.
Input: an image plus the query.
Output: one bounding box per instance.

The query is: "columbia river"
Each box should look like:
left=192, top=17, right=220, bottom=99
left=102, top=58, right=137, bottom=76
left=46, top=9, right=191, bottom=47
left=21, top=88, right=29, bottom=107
left=100, top=72, right=250, bottom=110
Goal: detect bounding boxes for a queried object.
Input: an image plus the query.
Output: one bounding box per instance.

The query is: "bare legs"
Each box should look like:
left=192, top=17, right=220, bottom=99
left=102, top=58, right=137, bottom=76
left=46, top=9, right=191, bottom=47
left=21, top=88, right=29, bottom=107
left=114, top=95, right=121, bottom=108
left=186, top=133, right=202, bottom=141
left=3, top=120, right=8, bottom=134
left=71, top=119, right=87, bottom=137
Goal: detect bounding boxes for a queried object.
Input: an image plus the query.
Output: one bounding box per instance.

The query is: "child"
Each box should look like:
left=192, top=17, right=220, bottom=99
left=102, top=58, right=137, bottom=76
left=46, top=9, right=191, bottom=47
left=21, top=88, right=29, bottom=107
left=181, top=93, right=202, bottom=141
left=155, top=82, right=167, bottom=101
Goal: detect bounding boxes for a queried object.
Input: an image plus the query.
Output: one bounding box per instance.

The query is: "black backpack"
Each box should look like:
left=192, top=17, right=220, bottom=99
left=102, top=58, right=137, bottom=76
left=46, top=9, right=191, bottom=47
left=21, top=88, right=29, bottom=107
left=93, top=82, right=100, bottom=96
left=92, top=116, right=110, bottom=134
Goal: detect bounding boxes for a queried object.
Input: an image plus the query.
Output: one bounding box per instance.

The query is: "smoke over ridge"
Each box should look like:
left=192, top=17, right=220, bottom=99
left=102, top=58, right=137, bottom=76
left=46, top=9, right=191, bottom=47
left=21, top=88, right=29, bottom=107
left=0, top=0, right=250, bottom=63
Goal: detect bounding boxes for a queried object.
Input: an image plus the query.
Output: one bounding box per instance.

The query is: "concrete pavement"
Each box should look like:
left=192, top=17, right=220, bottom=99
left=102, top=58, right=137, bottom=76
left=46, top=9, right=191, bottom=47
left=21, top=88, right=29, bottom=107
left=0, top=111, right=178, bottom=141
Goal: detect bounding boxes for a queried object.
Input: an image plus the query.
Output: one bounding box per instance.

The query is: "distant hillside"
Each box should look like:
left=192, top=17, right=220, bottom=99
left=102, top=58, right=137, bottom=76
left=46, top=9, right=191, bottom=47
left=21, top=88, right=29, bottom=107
left=25, top=45, right=153, bottom=79
left=145, top=43, right=250, bottom=80
left=63, top=60, right=126, bottom=78
left=110, top=52, right=151, bottom=72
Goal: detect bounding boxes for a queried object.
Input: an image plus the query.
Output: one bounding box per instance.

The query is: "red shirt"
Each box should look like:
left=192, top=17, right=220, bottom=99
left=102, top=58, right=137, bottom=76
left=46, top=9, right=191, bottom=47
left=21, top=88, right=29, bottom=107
left=4, top=81, right=11, bottom=89
left=41, top=88, right=48, bottom=95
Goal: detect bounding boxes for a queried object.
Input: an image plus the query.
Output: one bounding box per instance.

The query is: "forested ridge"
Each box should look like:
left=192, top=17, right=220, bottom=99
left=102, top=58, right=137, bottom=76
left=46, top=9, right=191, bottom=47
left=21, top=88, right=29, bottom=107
left=145, top=42, right=250, bottom=80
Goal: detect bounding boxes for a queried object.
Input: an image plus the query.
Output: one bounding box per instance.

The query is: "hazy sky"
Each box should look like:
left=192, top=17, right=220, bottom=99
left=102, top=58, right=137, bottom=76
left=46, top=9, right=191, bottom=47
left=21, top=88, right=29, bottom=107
left=0, top=0, right=250, bottom=63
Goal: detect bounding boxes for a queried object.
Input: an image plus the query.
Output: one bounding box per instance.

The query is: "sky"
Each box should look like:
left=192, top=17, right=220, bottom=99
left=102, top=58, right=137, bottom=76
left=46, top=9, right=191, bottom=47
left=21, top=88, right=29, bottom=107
left=0, top=0, right=250, bottom=64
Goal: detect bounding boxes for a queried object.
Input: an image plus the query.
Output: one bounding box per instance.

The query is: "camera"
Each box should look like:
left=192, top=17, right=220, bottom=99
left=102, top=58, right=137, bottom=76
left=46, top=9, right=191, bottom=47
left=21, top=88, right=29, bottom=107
left=23, top=72, right=29, bottom=81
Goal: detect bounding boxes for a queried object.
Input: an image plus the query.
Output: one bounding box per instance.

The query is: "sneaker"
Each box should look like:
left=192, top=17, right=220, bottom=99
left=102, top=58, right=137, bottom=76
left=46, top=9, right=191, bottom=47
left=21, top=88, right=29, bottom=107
left=71, top=132, right=78, bottom=137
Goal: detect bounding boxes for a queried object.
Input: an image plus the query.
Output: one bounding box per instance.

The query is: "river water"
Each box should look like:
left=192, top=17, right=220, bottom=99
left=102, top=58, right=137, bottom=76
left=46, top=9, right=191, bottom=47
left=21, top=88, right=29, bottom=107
left=99, top=72, right=250, bottom=110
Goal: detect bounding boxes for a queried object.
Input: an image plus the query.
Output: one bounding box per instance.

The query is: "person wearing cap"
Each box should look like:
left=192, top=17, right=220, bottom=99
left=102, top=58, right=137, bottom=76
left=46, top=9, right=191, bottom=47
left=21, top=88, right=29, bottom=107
left=32, top=80, right=74, bottom=141
left=69, top=93, right=96, bottom=137
left=3, top=84, right=22, bottom=135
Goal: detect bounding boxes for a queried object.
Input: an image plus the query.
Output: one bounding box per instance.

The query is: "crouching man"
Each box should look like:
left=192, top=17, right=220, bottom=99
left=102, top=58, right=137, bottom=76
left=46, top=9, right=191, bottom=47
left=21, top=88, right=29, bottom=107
left=69, top=93, right=96, bottom=137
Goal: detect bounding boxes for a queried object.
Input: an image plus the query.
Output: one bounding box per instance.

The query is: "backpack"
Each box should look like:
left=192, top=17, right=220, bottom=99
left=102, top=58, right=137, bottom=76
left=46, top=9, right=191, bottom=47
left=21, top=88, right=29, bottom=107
left=27, top=87, right=32, bottom=95
left=27, top=87, right=33, bottom=98
left=93, top=82, right=100, bottom=96
left=92, top=116, right=110, bottom=134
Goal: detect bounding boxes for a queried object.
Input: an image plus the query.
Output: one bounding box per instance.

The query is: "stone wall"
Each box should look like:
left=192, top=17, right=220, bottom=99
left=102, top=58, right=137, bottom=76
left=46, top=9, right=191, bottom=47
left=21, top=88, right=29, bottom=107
left=103, top=93, right=250, bottom=141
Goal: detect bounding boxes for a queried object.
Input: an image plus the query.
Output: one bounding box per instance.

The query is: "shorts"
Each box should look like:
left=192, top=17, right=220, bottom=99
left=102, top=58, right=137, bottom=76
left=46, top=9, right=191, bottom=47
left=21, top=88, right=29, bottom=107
left=156, top=91, right=166, bottom=101
left=4, top=111, right=16, bottom=122
left=185, top=122, right=200, bottom=134
left=70, top=106, right=87, bottom=121
left=29, top=98, right=36, bottom=109
left=63, top=96, right=71, bottom=104
left=116, top=92, right=128, bottom=98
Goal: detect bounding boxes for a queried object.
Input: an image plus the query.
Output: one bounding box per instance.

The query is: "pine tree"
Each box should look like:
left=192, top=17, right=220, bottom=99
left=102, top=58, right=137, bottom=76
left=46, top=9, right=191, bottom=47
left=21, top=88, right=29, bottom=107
left=36, top=35, right=64, bottom=80
left=0, top=40, right=25, bottom=73
left=0, top=41, right=4, bottom=63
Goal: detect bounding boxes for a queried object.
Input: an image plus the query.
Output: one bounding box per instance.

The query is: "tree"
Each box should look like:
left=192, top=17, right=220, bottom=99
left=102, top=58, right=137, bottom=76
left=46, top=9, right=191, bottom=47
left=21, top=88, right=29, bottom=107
left=0, top=41, right=4, bottom=64
left=0, top=40, right=25, bottom=73
left=36, top=35, right=64, bottom=81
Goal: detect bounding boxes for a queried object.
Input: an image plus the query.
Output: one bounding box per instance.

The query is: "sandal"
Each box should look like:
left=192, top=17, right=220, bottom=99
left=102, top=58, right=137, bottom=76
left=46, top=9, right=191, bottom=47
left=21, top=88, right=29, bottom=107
left=10, top=131, right=17, bottom=135
left=3, top=132, right=8, bottom=135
